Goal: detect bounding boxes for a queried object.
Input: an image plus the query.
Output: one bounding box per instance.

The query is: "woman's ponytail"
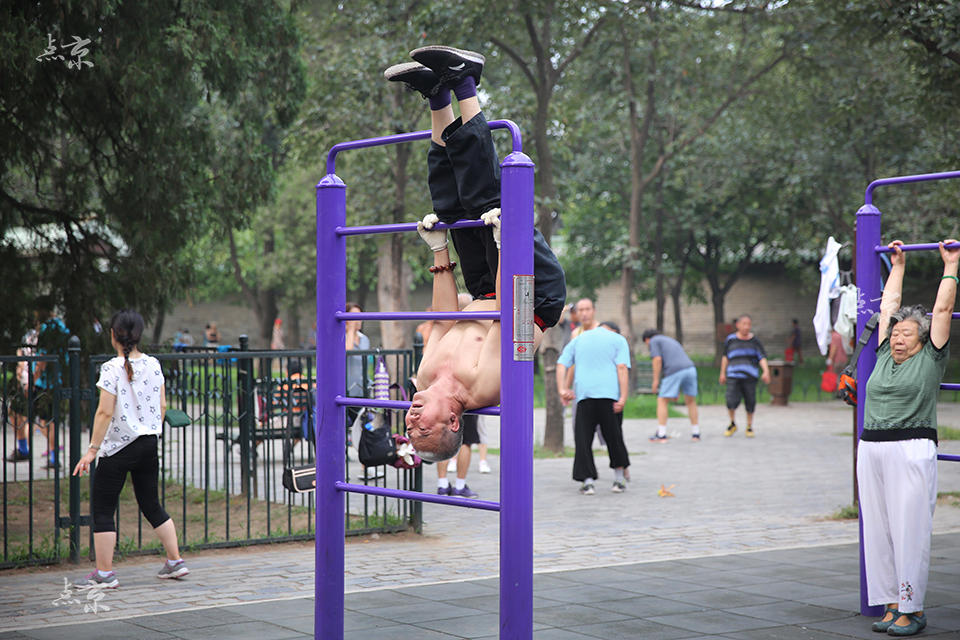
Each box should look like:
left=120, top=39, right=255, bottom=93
left=110, top=310, right=144, bottom=382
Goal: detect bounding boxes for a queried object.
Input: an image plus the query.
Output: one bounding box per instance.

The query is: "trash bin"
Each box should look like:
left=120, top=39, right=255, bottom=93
left=767, top=360, right=794, bottom=405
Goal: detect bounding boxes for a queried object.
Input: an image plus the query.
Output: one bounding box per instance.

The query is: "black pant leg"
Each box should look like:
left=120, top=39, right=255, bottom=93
left=128, top=436, right=170, bottom=528
left=532, top=227, right=567, bottom=328
left=572, top=399, right=599, bottom=482
left=742, top=378, right=758, bottom=413
left=725, top=380, right=742, bottom=410
left=92, top=450, right=130, bottom=533
left=596, top=400, right=630, bottom=469
left=427, top=142, right=465, bottom=222
left=441, top=113, right=501, bottom=217
left=442, top=111, right=566, bottom=323
left=450, top=226, right=497, bottom=298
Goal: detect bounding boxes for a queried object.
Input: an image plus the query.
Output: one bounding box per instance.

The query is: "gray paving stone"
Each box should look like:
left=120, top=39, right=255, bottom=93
left=533, top=584, right=647, bottom=605
left=717, top=627, right=859, bottom=639
left=670, top=588, right=781, bottom=610
left=532, top=603, right=633, bottom=627
left=357, top=600, right=486, bottom=624
left=168, top=620, right=306, bottom=640
left=725, top=602, right=853, bottom=625
left=567, top=618, right=703, bottom=640
left=646, top=609, right=779, bottom=634
left=17, top=621, right=172, bottom=640
left=415, top=612, right=506, bottom=638
left=343, top=624, right=458, bottom=639
left=588, top=595, right=706, bottom=617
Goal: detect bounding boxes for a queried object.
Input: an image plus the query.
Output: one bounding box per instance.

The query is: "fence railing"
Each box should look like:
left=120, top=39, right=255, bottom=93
left=1, top=338, right=421, bottom=569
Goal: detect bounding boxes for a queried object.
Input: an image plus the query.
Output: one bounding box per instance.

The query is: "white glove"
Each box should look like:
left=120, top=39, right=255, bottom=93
left=480, top=208, right=501, bottom=249
left=417, top=213, right=447, bottom=252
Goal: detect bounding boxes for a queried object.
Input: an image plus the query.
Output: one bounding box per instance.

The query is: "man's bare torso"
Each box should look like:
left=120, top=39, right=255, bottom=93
left=416, top=299, right=500, bottom=409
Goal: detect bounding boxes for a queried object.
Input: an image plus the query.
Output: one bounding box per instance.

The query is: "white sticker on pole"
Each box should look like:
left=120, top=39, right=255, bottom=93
left=513, top=274, right=535, bottom=361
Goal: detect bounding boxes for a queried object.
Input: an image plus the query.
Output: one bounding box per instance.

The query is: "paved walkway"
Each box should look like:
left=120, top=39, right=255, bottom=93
left=2, top=401, right=960, bottom=637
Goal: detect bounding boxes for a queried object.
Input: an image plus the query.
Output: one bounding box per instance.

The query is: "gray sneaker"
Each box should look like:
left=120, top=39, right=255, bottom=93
left=157, top=560, right=189, bottom=579
left=611, top=482, right=626, bottom=493
left=579, top=482, right=595, bottom=495
left=77, top=570, right=118, bottom=589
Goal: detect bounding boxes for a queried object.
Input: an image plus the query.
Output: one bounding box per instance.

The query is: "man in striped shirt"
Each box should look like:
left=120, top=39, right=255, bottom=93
left=719, top=314, right=771, bottom=438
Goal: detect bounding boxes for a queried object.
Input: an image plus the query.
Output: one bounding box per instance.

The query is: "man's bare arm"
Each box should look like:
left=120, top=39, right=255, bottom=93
left=651, top=356, right=662, bottom=393
left=614, top=364, right=628, bottom=413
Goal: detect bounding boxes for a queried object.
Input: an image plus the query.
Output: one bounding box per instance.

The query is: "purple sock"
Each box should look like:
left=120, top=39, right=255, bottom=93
left=429, top=90, right=451, bottom=111
left=454, top=76, right=476, bottom=101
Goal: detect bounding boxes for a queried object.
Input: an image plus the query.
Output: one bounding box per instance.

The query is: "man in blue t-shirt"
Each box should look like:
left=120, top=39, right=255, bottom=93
left=719, top=314, right=771, bottom=438
left=642, top=329, right=700, bottom=442
left=556, top=318, right=631, bottom=495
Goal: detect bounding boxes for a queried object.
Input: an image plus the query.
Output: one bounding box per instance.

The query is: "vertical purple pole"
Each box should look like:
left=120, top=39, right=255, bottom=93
left=316, top=174, right=347, bottom=639
left=855, top=203, right=883, bottom=618
left=499, top=150, right=535, bottom=639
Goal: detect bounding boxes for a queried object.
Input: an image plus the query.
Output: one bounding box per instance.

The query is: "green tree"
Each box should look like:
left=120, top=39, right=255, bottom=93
left=0, top=1, right=304, bottom=350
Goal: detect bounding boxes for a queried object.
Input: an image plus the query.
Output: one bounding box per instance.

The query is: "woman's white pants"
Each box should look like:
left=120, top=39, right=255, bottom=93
left=856, top=439, right=937, bottom=613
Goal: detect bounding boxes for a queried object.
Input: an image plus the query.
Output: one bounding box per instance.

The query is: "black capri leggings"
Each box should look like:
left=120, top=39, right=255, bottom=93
left=725, top=377, right=758, bottom=413
left=92, top=435, right=170, bottom=533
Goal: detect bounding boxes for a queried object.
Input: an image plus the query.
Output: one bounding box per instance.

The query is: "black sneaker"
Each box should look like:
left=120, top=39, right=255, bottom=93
left=6, top=449, right=30, bottom=462
left=410, top=45, right=485, bottom=89
left=384, top=62, right=441, bottom=99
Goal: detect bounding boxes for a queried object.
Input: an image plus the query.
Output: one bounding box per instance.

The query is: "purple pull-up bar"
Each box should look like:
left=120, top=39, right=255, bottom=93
left=876, top=241, right=960, bottom=253
left=855, top=168, right=960, bottom=618
left=315, top=120, right=535, bottom=640
left=335, top=395, right=501, bottom=416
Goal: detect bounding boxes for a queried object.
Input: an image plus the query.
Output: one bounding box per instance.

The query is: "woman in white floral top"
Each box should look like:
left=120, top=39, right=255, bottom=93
left=72, top=310, right=189, bottom=588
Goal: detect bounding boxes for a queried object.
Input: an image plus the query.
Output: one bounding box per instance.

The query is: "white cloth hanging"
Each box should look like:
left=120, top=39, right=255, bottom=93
left=814, top=236, right=843, bottom=355
left=834, top=284, right=858, bottom=351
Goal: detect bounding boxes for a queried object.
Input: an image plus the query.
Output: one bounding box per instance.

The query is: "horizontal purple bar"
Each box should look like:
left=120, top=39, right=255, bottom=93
left=334, top=481, right=501, bottom=511
left=335, top=395, right=501, bottom=416
left=326, top=119, right=522, bottom=175
left=875, top=242, right=960, bottom=253
left=938, top=454, right=960, bottom=462
left=865, top=170, right=960, bottom=205
left=335, top=311, right=500, bottom=321
left=337, top=219, right=487, bottom=237
left=941, top=384, right=960, bottom=391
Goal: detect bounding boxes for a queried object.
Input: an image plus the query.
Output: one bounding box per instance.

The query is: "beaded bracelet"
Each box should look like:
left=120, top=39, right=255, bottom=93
left=429, top=262, right=457, bottom=274
left=942, top=275, right=959, bottom=284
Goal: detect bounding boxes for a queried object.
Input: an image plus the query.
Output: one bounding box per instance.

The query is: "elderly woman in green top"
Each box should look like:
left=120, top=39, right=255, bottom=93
left=857, top=238, right=959, bottom=636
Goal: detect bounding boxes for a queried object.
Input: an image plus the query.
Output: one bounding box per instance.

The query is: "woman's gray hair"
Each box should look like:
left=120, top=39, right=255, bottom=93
left=886, top=304, right=930, bottom=343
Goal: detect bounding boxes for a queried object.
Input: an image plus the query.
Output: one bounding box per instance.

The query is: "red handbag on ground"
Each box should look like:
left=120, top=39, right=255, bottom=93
left=820, top=370, right=838, bottom=392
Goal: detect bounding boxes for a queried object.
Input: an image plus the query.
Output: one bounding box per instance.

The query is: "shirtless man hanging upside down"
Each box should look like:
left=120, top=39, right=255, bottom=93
left=385, top=45, right=566, bottom=461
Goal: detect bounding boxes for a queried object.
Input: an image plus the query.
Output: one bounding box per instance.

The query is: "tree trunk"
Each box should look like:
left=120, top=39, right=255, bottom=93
left=710, top=283, right=726, bottom=367
left=653, top=165, right=666, bottom=332
left=152, top=305, right=165, bottom=345
left=287, top=309, right=301, bottom=350
left=376, top=234, right=410, bottom=351
left=540, top=326, right=566, bottom=452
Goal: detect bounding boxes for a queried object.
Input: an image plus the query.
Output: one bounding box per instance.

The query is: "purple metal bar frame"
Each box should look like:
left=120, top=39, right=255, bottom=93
left=337, top=219, right=487, bottom=236
left=334, top=395, right=501, bottom=416
left=855, top=168, right=960, bottom=617
left=316, top=120, right=535, bottom=640
left=864, top=170, right=960, bottom=205
left=335, top=311, right=499, bottom=322
left=876, top=242, right=960, bottom=253
left=326, top=120, right=523, bottom=175
left=335, top=482, right=501, bottom=511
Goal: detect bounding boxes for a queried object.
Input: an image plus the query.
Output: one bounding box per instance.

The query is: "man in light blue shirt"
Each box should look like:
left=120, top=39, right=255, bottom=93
left=556, top=318, right=631, bottom=494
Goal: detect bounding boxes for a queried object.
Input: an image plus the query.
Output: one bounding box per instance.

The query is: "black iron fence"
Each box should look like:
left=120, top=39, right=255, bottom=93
left=1, top=338, right=421, bottom=569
